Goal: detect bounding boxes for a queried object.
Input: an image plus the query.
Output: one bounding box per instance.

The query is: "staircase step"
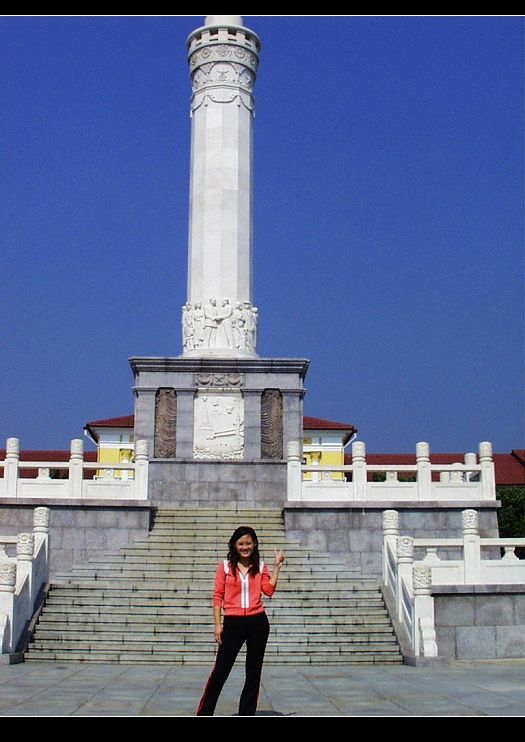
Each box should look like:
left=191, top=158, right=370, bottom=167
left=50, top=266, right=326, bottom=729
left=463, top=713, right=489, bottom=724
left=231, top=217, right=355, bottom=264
left=26, top=507, right=403, bottom=665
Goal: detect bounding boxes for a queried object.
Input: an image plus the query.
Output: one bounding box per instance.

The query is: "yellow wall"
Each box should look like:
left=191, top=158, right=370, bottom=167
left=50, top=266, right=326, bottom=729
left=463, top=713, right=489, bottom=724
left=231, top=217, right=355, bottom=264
left=96, top=443, right=134, bottom=479
left=303, top=439, right=346, bottom=481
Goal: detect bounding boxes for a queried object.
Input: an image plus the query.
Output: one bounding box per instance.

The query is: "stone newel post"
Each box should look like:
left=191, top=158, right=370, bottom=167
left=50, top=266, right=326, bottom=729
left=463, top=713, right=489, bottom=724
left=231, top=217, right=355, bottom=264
left=287, top=441, right=303, bottom=502
left=416, top=442, right=432, bottom=500
left=5, top=438, right=20, bottom=498
left=0, top=563, right=17, bottom=653
left=413, top=565, right=438, bottom=658
left=352, top=442, right=367, bottom=501
left=134, top=440, right=150, bottom=501
left=69, top=439, right=84, bottom=499
left=462, top=509, right=481, bottom=584
left=382, top=510, right=400, bottom=587
left=396, top=536, right=414, bottom=623
left=479, top=442, right=496, bottom=501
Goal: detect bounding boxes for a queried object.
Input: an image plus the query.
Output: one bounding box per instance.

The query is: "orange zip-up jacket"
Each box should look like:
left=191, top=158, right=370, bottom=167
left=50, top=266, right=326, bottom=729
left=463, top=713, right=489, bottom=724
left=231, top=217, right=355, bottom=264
left=212, top=560, right=275, bottom=616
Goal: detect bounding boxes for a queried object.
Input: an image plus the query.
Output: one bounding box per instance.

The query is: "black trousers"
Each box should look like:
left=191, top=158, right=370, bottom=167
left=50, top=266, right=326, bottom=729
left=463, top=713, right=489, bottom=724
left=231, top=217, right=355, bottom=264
left=197, top=612, right=270, bottom=716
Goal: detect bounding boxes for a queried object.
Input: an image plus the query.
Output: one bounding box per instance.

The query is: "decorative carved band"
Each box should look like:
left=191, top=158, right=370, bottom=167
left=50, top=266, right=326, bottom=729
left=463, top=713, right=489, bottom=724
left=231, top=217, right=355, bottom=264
left=196, top=374, right=244, bottom=389
left=383, top=510, right=400, bottom=533
left=189, top=45, right=259, bottom=76
left=33, top=507, right=50, bottom=532
left=189, top=42, right=258, bottom=114
left=0, top=563, right=16, bottom=591
left=17, top=533, right=34, bottom=560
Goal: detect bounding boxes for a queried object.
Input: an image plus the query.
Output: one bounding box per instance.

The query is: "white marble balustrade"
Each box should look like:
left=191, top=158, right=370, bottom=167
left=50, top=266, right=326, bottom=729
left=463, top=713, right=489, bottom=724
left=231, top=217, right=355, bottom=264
left=0, top=439, right=149, bottom=501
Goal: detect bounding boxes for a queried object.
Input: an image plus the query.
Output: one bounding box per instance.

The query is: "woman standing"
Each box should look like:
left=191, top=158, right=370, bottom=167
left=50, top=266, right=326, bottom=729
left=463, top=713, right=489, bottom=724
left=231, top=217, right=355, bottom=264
left=197, top=526, right=285, bottom=716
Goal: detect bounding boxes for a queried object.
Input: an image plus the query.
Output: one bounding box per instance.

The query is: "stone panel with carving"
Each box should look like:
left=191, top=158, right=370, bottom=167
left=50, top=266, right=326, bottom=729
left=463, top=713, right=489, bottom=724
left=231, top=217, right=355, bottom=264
left=261, top=390, right=283, bottom=460
left=155, top=389, right=177, bottom=459
left=194, top=393, right=244, bottom=460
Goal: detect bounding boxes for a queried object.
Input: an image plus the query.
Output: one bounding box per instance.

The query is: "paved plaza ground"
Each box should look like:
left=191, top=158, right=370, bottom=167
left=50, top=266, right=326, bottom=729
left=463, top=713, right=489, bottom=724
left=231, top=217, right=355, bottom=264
left=1, top=660, right=525, bottom=716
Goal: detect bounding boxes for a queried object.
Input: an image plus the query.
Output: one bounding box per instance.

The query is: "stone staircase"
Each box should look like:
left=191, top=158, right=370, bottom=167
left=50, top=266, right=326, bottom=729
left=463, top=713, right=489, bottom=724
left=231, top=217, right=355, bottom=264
left=25, top=508, right=403, bottom=665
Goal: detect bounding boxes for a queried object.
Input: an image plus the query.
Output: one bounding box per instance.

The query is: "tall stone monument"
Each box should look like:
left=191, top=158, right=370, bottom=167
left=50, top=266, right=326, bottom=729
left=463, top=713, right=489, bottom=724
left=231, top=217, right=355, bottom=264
left=130, top=16, right=309, bottom=506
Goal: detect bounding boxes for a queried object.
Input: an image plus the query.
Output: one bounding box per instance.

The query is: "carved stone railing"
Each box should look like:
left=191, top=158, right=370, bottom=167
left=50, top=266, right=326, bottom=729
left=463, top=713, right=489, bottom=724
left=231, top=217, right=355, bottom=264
left=0, top=439, right=149, bottom=501
left=287, top=441, right=496, bottom=503
left=382, top=509, right=525, bottom=659
left=0, top=507, right=50, bottom=658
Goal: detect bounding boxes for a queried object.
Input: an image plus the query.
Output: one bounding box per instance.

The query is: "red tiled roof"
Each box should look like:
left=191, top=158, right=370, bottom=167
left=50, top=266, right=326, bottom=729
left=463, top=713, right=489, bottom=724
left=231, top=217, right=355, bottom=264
left=0, top=450, right=97, bottom=479
left=85, top=416, right=135, bottom=429
left=0, top=451, right=97, bottom=462
left=87, top=414, right=357, bottom=433
left=304, top=416, right=356, bottom=432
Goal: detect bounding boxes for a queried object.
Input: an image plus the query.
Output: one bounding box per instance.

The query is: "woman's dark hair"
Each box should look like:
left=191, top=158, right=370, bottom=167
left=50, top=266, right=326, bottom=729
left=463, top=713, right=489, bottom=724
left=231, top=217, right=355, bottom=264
left=227, top=527, right=260, bottom=577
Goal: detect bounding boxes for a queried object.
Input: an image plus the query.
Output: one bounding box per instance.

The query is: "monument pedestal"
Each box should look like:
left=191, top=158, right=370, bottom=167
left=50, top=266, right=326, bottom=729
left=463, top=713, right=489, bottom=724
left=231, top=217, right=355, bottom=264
left=130, top=357, right=309, bottom=506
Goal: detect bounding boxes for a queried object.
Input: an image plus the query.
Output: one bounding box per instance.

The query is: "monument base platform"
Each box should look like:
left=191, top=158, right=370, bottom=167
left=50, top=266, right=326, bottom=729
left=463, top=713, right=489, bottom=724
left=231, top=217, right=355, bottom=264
left=130, top=356, right=309, bottom=507
left=149, top=459, right=287, bottom=506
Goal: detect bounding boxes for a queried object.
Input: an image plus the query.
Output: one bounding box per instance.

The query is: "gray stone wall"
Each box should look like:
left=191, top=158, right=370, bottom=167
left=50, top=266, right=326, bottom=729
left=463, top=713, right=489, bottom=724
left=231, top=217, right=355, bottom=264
left=149, top=460, right=287, bottom=506
left=433, top=586, right=525, bottom=659
left=284, top=504, right=501, bottom=576
left=0, top=501, right=152, bottom=579
left=130, top=357, right=309, bottom=465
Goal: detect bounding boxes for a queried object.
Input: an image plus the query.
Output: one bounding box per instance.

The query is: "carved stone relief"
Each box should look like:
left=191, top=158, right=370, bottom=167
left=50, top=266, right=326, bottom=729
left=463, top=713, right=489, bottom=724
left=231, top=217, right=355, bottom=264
left=261, top=390, right=283, bottom=460
left=155, top=389, right=177, bottom=459
left=183, top=299, right=258, bottom=355
left=196, top=374, right=244, bottom=389
left=17, top=533, right=34, bottom=560
left=194, top=393, right=244, bottom=461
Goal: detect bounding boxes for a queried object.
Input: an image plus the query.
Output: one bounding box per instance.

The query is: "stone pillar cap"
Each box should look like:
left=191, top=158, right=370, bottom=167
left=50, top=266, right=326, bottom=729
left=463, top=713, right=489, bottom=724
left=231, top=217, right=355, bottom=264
left=205, top=15, right=244, bottom=26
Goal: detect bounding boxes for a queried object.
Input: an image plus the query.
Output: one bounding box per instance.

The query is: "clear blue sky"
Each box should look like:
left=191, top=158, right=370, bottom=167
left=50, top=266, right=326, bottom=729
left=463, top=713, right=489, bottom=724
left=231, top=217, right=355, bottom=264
left=1, top=15, right=523, bottom=453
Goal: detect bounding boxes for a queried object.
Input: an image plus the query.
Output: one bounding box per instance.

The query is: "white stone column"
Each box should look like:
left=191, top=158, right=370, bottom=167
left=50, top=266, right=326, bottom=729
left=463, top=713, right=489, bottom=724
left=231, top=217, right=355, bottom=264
left=134, top=440, right=149, bottom=501
left=33, top=507, right=50, bottom=569
left=184, top=16, right=261, bottom=358
left=416, top=442, right=432, bottom=501
left=382, top=510, right=400, bottom=588
left=0, top=563, right=16, bottom=653
left=16, top=534, right=34, bottom=617
left=479, top=442, right=496, bottom=501
left=4, top=438, right=20, bottom=498
left=69, top=439, right=84, bottom=499
left=396, top=536, right=414, bottom=624
left=464, top=452, right=477, bottom=482
left=287, top=441, right=303, bottom=502
left=352, top=442, right=367, bottom=501
left=462, top=509, right=481, bottom=584
left=413, top=565, right=438, bottom=658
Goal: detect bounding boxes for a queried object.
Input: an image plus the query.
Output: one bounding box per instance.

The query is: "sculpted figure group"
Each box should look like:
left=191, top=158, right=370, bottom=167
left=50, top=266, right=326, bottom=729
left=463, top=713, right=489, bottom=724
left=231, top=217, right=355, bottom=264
left=183, top=299, right=258, bottom=353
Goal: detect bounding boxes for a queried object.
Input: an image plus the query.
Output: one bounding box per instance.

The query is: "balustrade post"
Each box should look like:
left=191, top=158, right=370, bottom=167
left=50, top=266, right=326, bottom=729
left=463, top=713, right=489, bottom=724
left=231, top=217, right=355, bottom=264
left=134, top=440, right=149, bottom=500
left=479, top=442, right=496, bottom=501
left=287, top=442, right=302, bottom=502
left=382, top=510, right=399, bottom=587
left=464, top=453, right=477, bottom=482
left=451, top=463, right=464, bottom=482
left=33, top=507, right=50, bottom=577
left=0, top=563, right=16, bottom=652
left=416, top=442, right=432, bottom=500
left=310, top=451, right=321, bottom=483
left=5, top=438, right=20, bottom=498
left=69, top=440, right=84, bottom=499
left=413, top=565, right=438, bottom=658
left=16, top=534, right=34, bottom=618
left=352, top=442, right=367, bottom=501
left=396, top=536, right=414, bottom=623
left=462, top=509, right=481, bottom=584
